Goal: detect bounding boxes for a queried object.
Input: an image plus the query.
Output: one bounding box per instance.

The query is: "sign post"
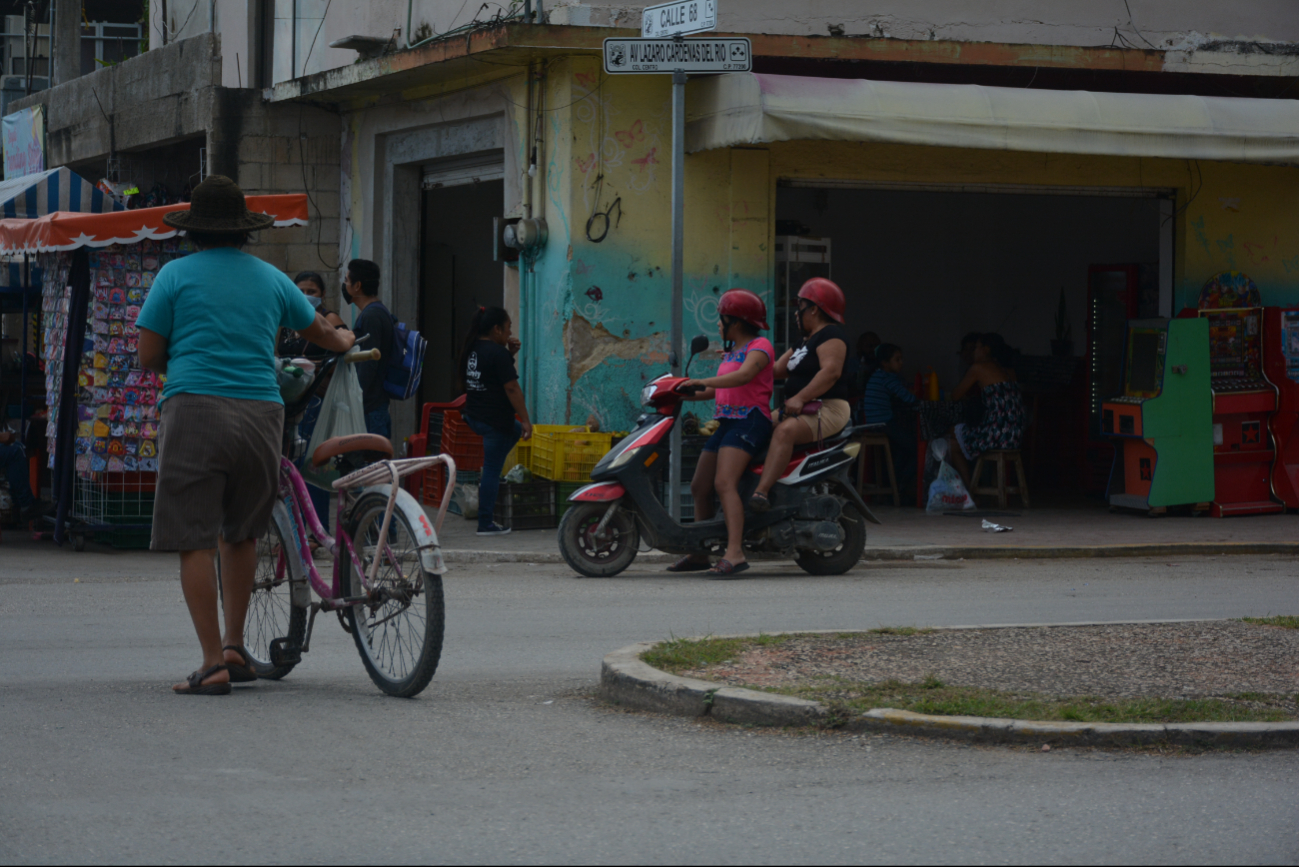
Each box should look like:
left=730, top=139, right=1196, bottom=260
left=603, top=25, right=751, bottom=521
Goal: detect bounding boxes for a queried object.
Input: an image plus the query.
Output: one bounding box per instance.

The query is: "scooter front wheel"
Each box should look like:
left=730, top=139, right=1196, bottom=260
left=558, top=502, right=640, bottom=578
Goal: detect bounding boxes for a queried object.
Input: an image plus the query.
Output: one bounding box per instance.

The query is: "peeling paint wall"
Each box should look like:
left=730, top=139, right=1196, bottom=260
left=523, top=59, right=773, bottom=431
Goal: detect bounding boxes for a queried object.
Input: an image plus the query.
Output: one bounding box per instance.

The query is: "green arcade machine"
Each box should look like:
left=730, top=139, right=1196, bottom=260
left=1101, top=317, right=1214, bottom=514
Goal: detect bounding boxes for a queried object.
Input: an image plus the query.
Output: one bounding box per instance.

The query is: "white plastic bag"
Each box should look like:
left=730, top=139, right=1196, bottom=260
left=925, top=438, right=976, bottom=513
left=302, top=358, right=368, bottom=488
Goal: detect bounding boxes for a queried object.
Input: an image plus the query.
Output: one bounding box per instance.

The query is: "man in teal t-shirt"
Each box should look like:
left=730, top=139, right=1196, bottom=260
left=136, top=175, right=354, bottom=696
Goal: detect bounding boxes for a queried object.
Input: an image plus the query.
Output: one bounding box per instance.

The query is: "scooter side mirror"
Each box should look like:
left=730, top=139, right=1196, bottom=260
left=685, top=334, right=710, bottom=375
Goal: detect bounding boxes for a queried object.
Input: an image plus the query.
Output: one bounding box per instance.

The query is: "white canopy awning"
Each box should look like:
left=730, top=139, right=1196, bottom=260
left=686, top=73, right=1299, bottom=165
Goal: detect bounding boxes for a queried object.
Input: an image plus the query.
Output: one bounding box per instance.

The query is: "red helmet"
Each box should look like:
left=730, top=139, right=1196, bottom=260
left=717, top=288, right=770, bottom=331
left=797, top=278, right=846, bottom=324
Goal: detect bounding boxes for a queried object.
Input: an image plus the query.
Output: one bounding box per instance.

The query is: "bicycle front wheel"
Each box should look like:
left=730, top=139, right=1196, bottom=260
left=341, top=493, right=445, bottom=698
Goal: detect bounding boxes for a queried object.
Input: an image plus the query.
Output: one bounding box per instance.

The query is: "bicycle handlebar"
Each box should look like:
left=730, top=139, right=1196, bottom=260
left=344, top=348, right=381, bottom=363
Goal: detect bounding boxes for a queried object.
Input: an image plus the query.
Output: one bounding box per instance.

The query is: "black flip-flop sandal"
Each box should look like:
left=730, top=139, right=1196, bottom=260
left=748, top=492, right=771, bottom=512
left=707, top=559, right=750, bottom=579
left=174, top=664, right=231, bottom=696
left=667, top=555, right=712, bottom=572
left=223, top=645, right=258, bottom=683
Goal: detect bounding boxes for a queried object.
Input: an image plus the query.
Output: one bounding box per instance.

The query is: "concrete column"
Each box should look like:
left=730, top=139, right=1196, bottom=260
left=53, top=0, right=81, bottom=85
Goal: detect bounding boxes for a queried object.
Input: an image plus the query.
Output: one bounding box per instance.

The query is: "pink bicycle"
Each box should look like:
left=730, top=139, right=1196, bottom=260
left=227, top=349, right=455, bottom=698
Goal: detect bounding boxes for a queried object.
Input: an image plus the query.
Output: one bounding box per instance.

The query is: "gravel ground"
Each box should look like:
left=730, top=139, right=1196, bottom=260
left=682, top=621, right=1299, bottom=706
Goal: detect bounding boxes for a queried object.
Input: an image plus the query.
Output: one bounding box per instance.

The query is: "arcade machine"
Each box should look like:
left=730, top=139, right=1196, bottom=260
left=1198, top=307, right=1282, bottom=516
left=1101, top=318, right=1213, bottom=514
left=1263, top=307, right=1299, bottom=508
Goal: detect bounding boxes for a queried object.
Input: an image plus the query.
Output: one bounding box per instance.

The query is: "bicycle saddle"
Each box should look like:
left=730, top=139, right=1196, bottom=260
left=311, top=433, right=394, bottom=468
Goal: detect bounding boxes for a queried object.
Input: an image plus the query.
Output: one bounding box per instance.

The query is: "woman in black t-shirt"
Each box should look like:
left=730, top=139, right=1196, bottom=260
left=459, top=306, right=533, bottom=537
left=749, top=278, right=852, bottom=511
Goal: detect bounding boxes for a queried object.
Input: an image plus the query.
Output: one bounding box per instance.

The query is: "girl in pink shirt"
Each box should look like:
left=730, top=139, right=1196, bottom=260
left=674, top=289, right=773, bottom=577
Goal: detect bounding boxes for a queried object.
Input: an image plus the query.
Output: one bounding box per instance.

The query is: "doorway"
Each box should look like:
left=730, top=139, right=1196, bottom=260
left=419, top=178, right=504, bottom=403
left=775, top=182, right=1172, bottom=498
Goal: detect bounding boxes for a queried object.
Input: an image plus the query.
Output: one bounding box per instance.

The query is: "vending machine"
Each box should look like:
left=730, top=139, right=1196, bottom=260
left=1198, top=307, right=1282, bottom=516
left=1101, top=318, right=1214, bottom=513
left=1263, top=307, right=1299, bottom=508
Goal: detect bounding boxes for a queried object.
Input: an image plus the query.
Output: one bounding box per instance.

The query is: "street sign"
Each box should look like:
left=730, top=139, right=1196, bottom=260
left=641, top=0, right=716, bottom=38
left=603, top=37, right=751, bottom=74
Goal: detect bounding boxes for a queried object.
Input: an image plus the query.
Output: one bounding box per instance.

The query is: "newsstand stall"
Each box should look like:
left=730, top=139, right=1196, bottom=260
left=0, top=196, right=309, bottom=547
left=0, top=168, right=121, bottom=534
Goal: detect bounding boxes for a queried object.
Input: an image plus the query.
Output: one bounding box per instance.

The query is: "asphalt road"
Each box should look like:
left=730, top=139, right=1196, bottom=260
left=2, top=542, right=1297, bottom=864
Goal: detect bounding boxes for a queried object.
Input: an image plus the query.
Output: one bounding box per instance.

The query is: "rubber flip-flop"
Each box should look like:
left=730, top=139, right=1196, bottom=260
left=223, top=645, right=258, bottom=683
left=707, top=559, right=750, bottom=579
left=748, top=492, right=772, bottom=512
left=173, top=664, right=232, bottom=696
left=667, top=556, right=712, bottom=572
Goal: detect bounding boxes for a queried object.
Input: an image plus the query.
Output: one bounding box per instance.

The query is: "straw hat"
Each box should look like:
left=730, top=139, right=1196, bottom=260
left=162, top=175, right=274, bottom=234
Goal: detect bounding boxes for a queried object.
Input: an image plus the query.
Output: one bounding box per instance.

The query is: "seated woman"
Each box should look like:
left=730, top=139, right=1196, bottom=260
left=749, top=278, right=852, bottom=512
left=948, top=332, right=1027, bottom=487
left=861, top=343, right=918, bottom=504
left=671, top=289, right=774, bottom=578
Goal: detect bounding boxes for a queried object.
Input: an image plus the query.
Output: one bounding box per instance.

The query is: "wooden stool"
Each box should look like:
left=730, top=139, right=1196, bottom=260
left=854, top=432, right=899, bottom=507
left=970, top=449, right=1030, bottom=509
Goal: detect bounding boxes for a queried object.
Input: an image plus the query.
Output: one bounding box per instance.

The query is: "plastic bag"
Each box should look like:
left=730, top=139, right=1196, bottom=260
left=925, top=438, right=976, bottom=513
left=452, top=482, right=479, bottom=519
left=503, top=464, right=533, bottom=484
left=302, top=358, right=368, bottom=489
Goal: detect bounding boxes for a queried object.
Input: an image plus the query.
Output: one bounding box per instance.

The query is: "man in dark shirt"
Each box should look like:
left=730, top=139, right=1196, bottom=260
left=344, top=259, right=395, bottom=439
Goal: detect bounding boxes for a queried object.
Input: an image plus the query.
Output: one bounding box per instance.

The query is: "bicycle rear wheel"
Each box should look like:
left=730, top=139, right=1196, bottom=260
left=237, top=499, right=309, bottom=679
left=341, top=493, right=444, bottom=698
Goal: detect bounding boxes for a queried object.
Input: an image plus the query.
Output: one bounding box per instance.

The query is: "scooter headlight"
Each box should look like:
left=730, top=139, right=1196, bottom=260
left=640, top=384, right=656, bottom=405
left=608, top=445, right=644, bottom=469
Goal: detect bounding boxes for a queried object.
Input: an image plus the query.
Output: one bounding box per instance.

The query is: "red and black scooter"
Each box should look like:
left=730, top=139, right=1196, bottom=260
left=558, top=335, right=880, bottom=577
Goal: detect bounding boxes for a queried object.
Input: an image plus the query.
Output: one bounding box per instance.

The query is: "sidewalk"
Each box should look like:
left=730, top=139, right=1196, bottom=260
left=429, top=496, right=1299, bottom=563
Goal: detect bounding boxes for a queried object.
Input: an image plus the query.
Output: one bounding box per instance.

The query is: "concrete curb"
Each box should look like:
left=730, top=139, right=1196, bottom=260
left=442, top=541, right=1299, bottom=565
left=599, top=631, right=1299, bottom=749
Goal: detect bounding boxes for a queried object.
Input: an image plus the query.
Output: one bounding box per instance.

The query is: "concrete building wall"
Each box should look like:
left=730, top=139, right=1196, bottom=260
left=166, top=0, right=1299, bottom=98
left=18, top=31, right=345, bottom=306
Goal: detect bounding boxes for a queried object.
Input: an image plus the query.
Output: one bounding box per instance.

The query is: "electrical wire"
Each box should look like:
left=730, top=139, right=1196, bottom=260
left=300, top=0, right=334, bottom=78
left=1121, top=0, right=1157, bottom=50
left=1161, top=159, right=1203, bottom=228
left=298, top=104, right=340, bottom=271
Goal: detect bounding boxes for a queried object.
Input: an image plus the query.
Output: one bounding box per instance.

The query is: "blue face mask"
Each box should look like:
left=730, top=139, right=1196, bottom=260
left=305, top=294, right=322, bottom=309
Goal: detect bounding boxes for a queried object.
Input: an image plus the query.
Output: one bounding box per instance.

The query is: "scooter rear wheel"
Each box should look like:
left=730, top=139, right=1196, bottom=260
left=558, top=502, right=640, bottom=578
left=796, top=504, right=867, bottom=576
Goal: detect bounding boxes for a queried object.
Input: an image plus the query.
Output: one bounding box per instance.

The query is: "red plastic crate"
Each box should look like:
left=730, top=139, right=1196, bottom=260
left=439, top=411, right=484, bottom=471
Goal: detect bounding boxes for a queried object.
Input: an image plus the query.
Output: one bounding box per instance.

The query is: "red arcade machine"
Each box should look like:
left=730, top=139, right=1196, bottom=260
left=1264, top=307, right=1299, bottom=508
left=1197, top=306, right=1282, bottom=516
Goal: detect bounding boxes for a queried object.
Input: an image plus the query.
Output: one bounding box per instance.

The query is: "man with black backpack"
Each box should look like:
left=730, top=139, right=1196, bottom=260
left=343, top=259, right=395, bottom=438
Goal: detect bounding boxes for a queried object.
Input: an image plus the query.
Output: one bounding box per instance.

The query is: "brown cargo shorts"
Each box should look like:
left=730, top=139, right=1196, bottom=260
left=151, top=393, right=284, bottom=552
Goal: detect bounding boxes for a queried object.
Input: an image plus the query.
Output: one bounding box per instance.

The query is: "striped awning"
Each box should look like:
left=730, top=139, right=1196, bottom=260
left=0, top=167, right=122, bottom=219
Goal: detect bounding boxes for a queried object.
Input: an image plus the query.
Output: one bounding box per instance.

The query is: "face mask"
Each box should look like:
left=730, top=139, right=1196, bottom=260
left=305, top=295, right=322, bottom=309
left=341, top=287, right=353, bottom=306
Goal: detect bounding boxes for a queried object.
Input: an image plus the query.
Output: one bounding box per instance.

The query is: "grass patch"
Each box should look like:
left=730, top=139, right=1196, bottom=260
left=1241, top=615, right=1299, bottom=630
left=778, top=681, right=1295, bottom=724
left=642, top=634, right=1296, bottom=725
left=642, top=633, right=793, bottom=672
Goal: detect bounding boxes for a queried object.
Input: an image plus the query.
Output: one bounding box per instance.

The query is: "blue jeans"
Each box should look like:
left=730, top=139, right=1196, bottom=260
left=465, top=417, right=521, bottom=530
left=366, top=406, right=392, bottom=440
left=1, top=443, right=35, bottom=509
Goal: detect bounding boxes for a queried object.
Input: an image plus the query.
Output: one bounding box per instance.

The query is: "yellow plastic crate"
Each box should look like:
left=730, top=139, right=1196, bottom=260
left=505, top=425, right=588, bottom=475
left=532, top=430, right=615, bottom=481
